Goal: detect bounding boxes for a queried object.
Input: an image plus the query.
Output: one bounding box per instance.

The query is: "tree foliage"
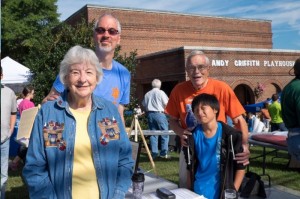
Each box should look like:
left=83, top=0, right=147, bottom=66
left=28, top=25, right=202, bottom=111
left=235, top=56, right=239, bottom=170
left=25, top=19, right=95, bottom=104
left=1, top=0, right=59, bottom=62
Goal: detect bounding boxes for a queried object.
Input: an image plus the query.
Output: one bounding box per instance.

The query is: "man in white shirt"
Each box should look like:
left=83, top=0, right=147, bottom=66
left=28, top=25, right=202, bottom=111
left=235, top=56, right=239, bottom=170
left=142, top=79, right=169, bottom=159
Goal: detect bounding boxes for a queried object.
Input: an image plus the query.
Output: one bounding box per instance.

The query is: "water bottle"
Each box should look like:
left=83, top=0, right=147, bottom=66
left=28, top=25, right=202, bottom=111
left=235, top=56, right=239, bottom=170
left=131, top=172, right=145, bottom=199
left=185, top=104, right=197, bottom=131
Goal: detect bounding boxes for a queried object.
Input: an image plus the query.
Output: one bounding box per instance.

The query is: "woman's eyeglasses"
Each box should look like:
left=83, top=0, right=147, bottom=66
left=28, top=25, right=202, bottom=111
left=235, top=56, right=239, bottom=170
left=94, top=27, right=119, bottom=36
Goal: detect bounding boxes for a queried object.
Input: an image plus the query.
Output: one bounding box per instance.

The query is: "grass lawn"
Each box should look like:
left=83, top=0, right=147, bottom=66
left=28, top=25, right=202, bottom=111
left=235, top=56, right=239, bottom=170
left=5, top=146, right=300, bottom=198
left=246, top=146, right=300, bottom=191
left=6, top=165, right=29, bottom=199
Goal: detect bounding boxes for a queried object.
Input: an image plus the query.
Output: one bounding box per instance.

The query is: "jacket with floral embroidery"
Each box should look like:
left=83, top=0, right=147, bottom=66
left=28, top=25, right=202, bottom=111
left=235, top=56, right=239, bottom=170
left=23, top=91, right=134, bottom=199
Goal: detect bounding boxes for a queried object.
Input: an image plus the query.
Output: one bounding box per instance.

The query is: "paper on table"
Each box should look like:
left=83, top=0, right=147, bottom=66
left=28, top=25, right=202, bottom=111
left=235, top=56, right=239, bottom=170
left=142, top=188, right=207, bottom=199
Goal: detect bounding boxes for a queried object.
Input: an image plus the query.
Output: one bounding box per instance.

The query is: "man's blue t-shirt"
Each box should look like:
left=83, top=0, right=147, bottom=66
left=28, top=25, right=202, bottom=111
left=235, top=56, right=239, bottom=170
left=53, top=60, right=131, bottom=106
left=193, top=122, right=222, bottom=199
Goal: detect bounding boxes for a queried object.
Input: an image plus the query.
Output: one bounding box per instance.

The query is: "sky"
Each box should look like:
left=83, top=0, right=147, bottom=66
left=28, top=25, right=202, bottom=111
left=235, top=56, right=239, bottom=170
left=56, top=0, right=300, bottom=50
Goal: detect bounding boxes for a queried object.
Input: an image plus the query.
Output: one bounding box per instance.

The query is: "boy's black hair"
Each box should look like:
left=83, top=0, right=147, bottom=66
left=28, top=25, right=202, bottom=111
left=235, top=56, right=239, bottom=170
left=191, top=93, right=220, bottom=119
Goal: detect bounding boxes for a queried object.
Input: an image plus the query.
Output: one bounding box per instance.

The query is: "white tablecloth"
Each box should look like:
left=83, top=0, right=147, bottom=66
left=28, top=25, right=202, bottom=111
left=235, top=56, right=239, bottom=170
left=125, top=172, right=178, bottom=198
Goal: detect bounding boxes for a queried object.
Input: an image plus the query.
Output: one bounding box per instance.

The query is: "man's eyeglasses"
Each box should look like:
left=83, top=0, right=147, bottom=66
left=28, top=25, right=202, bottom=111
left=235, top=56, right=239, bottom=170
left=94, top=27, right=119, bottom=36
left=186, top=65, right=208, bottom=73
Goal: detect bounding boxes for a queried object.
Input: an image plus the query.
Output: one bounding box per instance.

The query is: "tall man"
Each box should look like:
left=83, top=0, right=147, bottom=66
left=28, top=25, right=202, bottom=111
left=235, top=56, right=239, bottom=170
left=142, top=79, right=169, bottom=159
left=1, top=66, right=18, bottom=199
left=281, top=58, right=300, bottom=161
left=268, top=93, right=288, bottom=132
left=43, top=14, right=131, bottom=124
left=165, top=50, right=250, bottom=188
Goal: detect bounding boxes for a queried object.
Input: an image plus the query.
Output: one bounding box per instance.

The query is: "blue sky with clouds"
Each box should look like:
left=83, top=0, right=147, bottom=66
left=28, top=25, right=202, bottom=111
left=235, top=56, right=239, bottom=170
left=56, top=0, right=300, bottom=50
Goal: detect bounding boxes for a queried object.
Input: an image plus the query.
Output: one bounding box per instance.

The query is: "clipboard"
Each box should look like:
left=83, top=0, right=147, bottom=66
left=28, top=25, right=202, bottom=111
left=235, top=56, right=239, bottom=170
left=15, top=106, right=39, bottom=147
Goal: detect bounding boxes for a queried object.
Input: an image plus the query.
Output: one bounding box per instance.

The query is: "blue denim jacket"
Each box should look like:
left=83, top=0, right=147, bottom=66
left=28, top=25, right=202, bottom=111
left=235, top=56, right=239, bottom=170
left=23, top=91, right=133, bottom=199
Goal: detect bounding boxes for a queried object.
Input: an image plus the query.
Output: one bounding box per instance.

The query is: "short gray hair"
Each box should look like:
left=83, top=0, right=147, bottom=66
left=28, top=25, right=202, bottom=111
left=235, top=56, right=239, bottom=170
left=59, top=45, right=103, bottom=85
left=186, top=50, right=210, bottom=67
left=152, top=79, right=161, bottom=88
left=94, top=13, right=121, bottom=34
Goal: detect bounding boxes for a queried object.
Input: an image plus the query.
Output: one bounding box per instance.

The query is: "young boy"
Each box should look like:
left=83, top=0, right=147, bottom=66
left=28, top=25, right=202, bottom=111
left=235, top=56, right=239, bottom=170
left=186, top=93, right=245, bottom=199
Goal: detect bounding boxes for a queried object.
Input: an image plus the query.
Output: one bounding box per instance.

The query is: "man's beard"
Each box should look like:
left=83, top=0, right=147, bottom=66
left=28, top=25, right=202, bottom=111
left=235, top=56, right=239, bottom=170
left=96, top=44, right=113, bottom=53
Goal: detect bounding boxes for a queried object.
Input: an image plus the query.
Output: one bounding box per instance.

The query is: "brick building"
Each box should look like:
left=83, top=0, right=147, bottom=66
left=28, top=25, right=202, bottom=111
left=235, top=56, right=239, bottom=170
left=136, top=47, right=299, bottom=105
left=66, top=4, right=300, bottom=105
left=66, top=4, right=273, bottom=56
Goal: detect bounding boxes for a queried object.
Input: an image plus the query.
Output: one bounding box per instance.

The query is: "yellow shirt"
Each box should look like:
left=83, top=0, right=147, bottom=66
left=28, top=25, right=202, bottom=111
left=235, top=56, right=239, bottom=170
left=70, top=108, right=100, bottom=199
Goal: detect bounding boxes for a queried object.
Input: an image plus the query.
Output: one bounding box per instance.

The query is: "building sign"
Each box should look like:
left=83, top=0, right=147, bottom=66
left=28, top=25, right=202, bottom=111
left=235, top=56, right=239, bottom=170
left=212, top=59, right=295, bottom=67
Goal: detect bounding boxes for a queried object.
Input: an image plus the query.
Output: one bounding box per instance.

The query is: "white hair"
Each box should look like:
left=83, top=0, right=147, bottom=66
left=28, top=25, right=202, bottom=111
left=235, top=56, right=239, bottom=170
left=59, top=45, right=103, bottom=85
left=186, top=50, right=210, bottom=67
left=152, top=79, right=161, bottom=88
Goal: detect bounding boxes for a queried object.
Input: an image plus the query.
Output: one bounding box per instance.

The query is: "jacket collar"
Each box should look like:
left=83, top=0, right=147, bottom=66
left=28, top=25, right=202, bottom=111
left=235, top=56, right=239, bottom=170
left=55, top=90, right=105, bottom=111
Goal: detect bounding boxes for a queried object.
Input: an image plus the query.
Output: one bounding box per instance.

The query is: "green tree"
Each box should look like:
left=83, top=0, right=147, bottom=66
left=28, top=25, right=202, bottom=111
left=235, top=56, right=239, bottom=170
left=1, top=0, right=59, bottom=62
left=25, top=20, right=95, bottom=104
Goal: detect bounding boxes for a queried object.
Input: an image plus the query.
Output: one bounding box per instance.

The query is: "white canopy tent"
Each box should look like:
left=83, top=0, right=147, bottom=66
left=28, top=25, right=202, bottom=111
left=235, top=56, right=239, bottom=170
left=1, top=56, right=30, bottom=84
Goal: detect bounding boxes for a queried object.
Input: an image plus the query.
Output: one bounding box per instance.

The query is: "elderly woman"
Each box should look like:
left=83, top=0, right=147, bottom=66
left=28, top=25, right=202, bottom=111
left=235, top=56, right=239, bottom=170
left=23, top=45, right=133, bottom=199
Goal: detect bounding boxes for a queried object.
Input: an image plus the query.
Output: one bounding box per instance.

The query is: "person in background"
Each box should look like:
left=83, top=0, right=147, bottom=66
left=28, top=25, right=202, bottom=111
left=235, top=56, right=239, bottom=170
left=23, top=46, right=133, bottom=199
left=260, top=102, right=271, bottom=131
left=281, top=57, right=300, bottom=161
left=9, top=85, right=35, bottom=171
left=246, top=112, right=255, bottom=132
left=142, top=79, right=169, bottom=159
left=1, top=66, right=18, bottom=199
left=186, top=93, right=245, bottom=199
left=18, top=86, right=35, bottom=115
left=165, top=50, right=249, bottom=188
left=42, top=13, right=131, bottom=125
left=268, top=93, right=288, bottom=132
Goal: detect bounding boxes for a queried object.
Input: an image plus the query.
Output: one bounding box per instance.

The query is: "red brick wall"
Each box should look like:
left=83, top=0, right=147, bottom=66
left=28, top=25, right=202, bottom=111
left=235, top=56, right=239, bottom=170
left=66, top=5, right=272, bottom=56
left=64, top=5, right=299, bottom=105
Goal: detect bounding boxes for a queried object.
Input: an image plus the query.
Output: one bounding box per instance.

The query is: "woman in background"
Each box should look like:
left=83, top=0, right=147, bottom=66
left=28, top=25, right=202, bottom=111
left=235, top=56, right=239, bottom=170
left=18, top=86, right=35, bottom=114
left=9, top=85, right=35, bottom=171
